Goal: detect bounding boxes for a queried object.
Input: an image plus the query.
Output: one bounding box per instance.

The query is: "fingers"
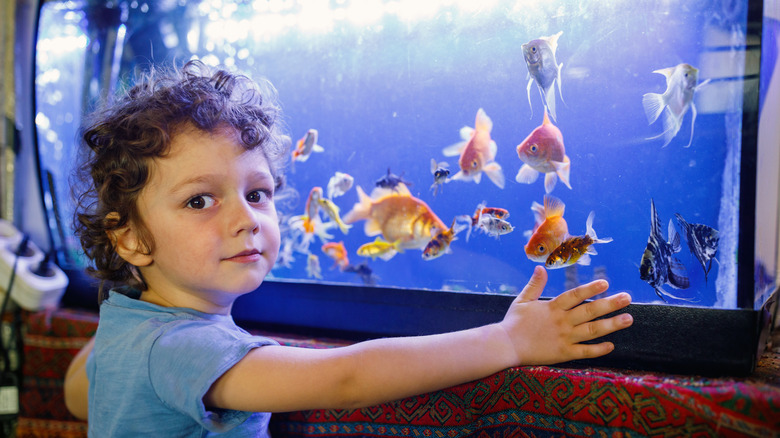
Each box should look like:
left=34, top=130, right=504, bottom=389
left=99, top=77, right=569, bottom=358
left=570, top=310, right=634, bottom=345
left=552, top=278, right=609, bottom=310
left=516, top=266, right=548, bottom=303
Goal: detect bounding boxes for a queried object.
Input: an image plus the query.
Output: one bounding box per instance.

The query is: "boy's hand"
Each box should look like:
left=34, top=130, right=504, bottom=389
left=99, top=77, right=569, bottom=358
left=499, top=265, right=633, bottom=366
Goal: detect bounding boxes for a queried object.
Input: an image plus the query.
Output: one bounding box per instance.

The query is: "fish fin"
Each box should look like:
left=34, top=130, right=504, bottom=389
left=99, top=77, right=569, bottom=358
left=544, top=85, right=557, bottom=122
left=652, top=67, right=676, bottom=82
left=668, top=258, right=689, bottom=289
left=430, top=158, right=437, bottom=174
left=475, top=108, right=493, bottom=132
left=460, top=126, right=474, bottom=140
left=658, top=108, right=682, bottom=147
left=585, top=211, right=613, bottom=244
left=363, top=219, right=383, bottom=237
left=668, top=219, right=681, bottom=253
left=526, top=78, right=534, bottom=118
left=343, top=186, right=372, bottom=224
left=695, top=78, right=712, bottom=91
left=473, top=172, right=482, bottom=184
left=543, top=172, right=558, bottom=194
left=547, top=30, right=563, bottom=54
left=442, top=140, right=467, bottom=157
left=685, top=103, right=697, bottom=148
left=489, top=140, right=497, bottom=159
left=448, top=170, right=470, bottom=182
left=515, top=164, right=540, bottom=184
left=312, top=144, right=324, bottom=153
left=543, top=194, right=565, bottom=219
left=553, top=156, right=572, bottom=190
left=577, top=254, right=592, bottom=266
left=378, top=250, right=398, bottom=261
left=557, top=62, right=565, bottom=107
left=483, top=162, right=505, bottom=189
left=649, top=199, right=662, bottom=239
left=530, top=201, right=545, bottom=225
left=642, top=92, right=666, bottom=124
left=394, top=182, right=412, bottom=196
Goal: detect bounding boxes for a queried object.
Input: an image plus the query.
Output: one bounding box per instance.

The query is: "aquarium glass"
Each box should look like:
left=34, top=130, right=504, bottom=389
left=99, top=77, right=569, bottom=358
left=35, top=0, right=770, bottom=310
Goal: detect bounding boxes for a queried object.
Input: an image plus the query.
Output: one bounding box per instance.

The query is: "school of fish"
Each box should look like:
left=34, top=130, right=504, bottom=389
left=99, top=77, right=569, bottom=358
left=274, top=32, right=718, bottom=301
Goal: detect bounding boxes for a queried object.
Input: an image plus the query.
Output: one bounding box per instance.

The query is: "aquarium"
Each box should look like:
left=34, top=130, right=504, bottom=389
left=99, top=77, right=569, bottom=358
left=27, top=0, right=778, bottom=373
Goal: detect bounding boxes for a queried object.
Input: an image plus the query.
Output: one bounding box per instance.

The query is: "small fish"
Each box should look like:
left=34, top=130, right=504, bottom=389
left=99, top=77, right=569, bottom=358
left=275, top=237, right=296, bottom=269
left=442, top=108, right=505, bottom=189
left=422, top=215, right=471, bottom=261
left=470, top=201, right=510, bottom=226
left=524, top=194, right=569, bottom=263
left=375, top=168, right=412, bottom=191
left=675, top=213, right=719, bottom=282
left=306, top=253, right=322, bottom=279
left=545, top=211, right=613, bottom=269
left=317, top=197, right=351, bottom=234
left=642, top=63, right=710, bottom=148
left=522, top=31, right=565, bottom=122
left=430, top=159, right=450, bottom=196
left=476, top=215, right=514, bottom=240
left=321, top=241, right=350, bottom=271
left=344, top=183, right=447, bottom=251
left=515, top=110, right=571, bottom=194
left=357, top=237, right=404, bottom=261
left=327, top=171, right=354, bottom=199
left=301, top=187, right=323, bottom=234
left=291, top=129, right=324, bottom=162
left=639, top=199, right=692, bottom=302
left=343, top=262, right=378, bottom=286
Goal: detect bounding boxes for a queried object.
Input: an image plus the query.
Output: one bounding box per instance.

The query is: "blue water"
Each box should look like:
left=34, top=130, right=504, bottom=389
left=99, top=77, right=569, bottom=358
left=35, top=0, right=754, bottom=308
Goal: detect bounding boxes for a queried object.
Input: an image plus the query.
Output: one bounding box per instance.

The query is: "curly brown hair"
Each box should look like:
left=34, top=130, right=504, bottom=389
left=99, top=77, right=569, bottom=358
left=73, top=60, right=290, bottom=297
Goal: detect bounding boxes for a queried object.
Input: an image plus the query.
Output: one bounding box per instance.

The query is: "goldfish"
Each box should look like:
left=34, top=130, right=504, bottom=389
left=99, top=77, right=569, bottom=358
left=515, top=110, right=571, bottom=194
left=306, top=253, right=322, bottom=279
left=470, top=202, right=509, bottom=226
left=300, top=187, right=324, bottom=234
left=321, top=241, right=350, bottom=271
left=430, top=159, right=450, bottom=196
left=476, top=215, right=514, bottom=239
left=524, top=194, right=569, bottom=263
left=375, top=168, right=412, bottom=191
left=523, top=31, right=565, bottom=122
left=675, top=213, right=719, bottom=282
left=422, top=216, right=471, bottom=261
left=317, top=197, right=351, bottom=234
left=327, top=171, right=354, bottom=199
left=357, top=237, right=404, bottom=261
left=639, top=199, right=692, bottom=302
left=343, top=183, right=447, bottom=251
left=642, top=63, right=710, bottom=148
left=442, top=108, right=505, bottom=189
left=291, top=128, right=324, bottom=163
left=545, top=212, right=612, bottom=269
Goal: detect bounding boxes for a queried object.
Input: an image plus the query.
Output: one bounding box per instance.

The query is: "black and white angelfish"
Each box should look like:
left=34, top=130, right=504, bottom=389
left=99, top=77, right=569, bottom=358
left=675, top=213, right=719, bottom=283
left=639, top=199, right=692, bottom=302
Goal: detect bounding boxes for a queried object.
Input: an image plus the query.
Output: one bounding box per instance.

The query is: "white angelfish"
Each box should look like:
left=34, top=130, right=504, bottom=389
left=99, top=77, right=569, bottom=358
left=522, top=31, right=565, bottom=122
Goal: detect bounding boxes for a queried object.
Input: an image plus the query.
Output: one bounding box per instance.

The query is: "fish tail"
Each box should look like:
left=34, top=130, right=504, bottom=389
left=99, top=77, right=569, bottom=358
left=483, top=162, right=505, bottom=189
left=585, top=211, right=613, bottom=244
left=686, top=102, right=697, bottom=148
left=343, top=186, right=371, bottom=224
left=642, top=92, right=665, bottom=124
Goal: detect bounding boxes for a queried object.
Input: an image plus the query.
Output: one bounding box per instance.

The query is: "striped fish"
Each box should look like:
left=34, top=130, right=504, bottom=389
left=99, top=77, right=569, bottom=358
left=675, top=213, right=719, bottom=283
left=639, top=199, right=692, bottom=302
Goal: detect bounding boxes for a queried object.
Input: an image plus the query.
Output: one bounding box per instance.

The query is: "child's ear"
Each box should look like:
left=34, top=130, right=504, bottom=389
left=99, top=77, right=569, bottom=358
left=105, top=213, right=153, bottom=267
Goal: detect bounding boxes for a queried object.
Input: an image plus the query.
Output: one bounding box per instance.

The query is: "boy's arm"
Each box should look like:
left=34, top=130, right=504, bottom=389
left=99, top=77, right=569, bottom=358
left=206, top=266, right=633, bottom=413
left=64, top=337, right=94, bottom=420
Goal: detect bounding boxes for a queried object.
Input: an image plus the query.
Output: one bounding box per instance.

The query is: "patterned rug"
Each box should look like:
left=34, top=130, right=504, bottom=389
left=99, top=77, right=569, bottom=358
left=14, top=308, right=780, bottom=438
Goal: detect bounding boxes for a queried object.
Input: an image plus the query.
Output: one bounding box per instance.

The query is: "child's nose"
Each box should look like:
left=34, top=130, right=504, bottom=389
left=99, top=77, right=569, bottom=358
left=227, top=199, right=260, bottom=235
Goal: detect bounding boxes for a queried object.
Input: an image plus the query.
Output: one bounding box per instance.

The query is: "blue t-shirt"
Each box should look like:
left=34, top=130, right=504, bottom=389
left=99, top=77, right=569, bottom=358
left=86, top=288, right=278, bottom=437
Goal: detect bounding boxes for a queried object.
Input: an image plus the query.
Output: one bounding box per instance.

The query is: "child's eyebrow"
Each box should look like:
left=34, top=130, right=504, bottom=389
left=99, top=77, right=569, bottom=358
left=168, top=171, right=275, bottom=195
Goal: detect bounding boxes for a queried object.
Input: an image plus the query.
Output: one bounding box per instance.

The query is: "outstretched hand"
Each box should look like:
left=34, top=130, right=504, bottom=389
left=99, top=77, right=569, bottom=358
left=499, top=265, right=633, bottom=366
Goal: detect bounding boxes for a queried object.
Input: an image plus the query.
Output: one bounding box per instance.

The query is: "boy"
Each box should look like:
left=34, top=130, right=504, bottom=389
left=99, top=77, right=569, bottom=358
left=64, top=60, right=633, bottom=437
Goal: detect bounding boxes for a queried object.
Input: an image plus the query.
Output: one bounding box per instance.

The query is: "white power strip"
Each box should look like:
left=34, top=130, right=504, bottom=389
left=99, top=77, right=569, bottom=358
left=0, top=219, right=68, bottom=311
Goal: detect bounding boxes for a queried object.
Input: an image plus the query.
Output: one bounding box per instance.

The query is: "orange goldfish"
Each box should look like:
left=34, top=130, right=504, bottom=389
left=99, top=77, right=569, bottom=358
left=301, top=187, right=323, bottom=234
left=321, top=241, right=350, bottom=270
left=343, top=183, right=447, bottom=251
left=524, top=194, right=569, bottom=263
left=422, top=216, right=471, bottom=261
left=292, top=129, right=324, bottom=162
left=442, top=108, right=505, bottom=189
left=544, top=212, right=612, bottom=269
left=515, top=110, right=571, bottom=194
left=470, top=201, right=509, bottom=226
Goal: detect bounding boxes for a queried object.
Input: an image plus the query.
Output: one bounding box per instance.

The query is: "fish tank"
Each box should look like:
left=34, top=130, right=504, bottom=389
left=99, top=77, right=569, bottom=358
left=19, top=0, right=778, bottom=375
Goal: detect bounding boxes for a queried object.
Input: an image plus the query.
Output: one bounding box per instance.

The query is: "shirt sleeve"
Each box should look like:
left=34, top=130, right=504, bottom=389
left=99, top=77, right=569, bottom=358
left=148, top=319, right=277, bottom=433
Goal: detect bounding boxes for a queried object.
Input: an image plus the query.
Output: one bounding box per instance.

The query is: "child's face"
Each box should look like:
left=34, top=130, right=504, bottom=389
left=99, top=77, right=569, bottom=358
left=133, top=125, right=280, bottom=313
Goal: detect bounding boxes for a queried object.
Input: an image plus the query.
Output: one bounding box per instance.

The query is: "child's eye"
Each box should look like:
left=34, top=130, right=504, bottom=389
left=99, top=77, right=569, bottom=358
left=246, top=189, right=271, bottom=204
left=186, top=195, right=215, bottom=210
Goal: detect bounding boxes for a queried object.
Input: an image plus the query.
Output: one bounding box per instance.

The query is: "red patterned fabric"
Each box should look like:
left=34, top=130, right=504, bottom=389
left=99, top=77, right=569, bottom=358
left=15, top=308, right=780, bottom=438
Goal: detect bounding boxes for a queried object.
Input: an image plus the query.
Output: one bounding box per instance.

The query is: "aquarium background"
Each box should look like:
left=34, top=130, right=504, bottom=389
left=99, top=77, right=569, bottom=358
left=33, top=0, right=770, bottom=310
